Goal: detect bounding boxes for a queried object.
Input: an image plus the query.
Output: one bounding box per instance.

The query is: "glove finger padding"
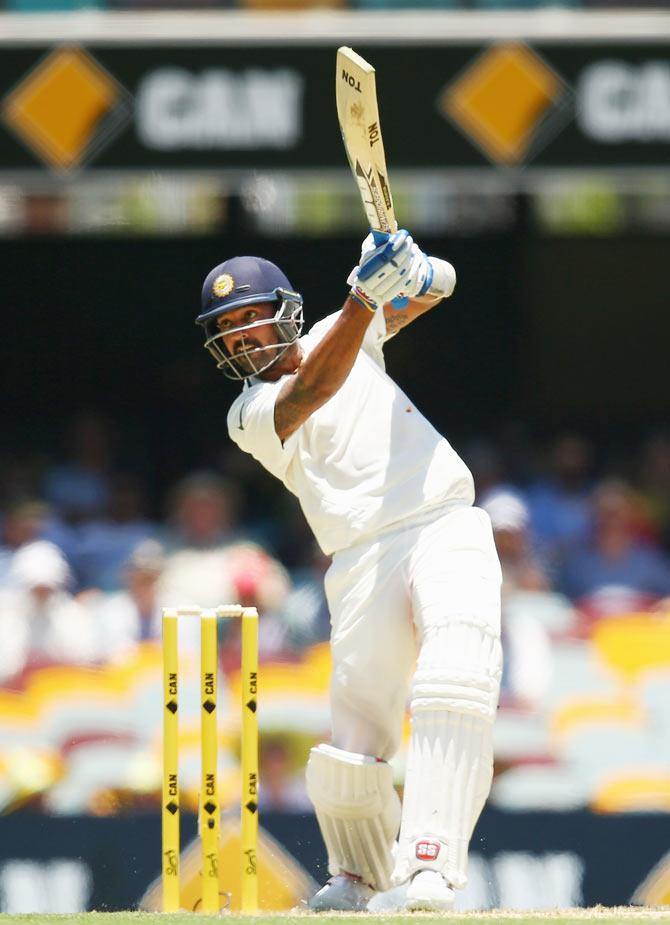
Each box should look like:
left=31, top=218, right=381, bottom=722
left=354, top=244, right=417, bottom=306
left=398, top=247, right=432, bottom=299
left=358, top=230, right=413, bottom=283
left=347, top=231, right=411, bottom=294
left=351, top=251, right=455, bottom=309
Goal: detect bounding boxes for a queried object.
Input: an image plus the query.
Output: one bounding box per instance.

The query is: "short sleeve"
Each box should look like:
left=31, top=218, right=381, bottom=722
left=227, top=381, right=298, bottom=480
left=307, top=305, right=387, bottom=368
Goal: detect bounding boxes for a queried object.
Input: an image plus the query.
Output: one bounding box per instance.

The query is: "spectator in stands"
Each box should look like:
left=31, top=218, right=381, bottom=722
left=258, top=737, right=311, bottom=812
left=76, top=474, right=158, bottom=591
left=162, top=471, right=240, bottom=552
left=6, top=1, right=105, bottom=9
left=42, top=413, right=115, bottom=525
left=0, top=541, right=99, bottom=684
left=159, top=470, right=290, bottom=625
left=525, top=433, right=594, bottom=569
left=264, top=493, right=315, bottom=572
left=559, top=478, right=670, bottom=617
left=210, top=541, right=293, bottom=672
left=105, top=0, right=229, bottom=8
left=585, top=0, right=666, bottom=6
left=269, top=541, right=331, bottom=652
left=464, top=439, right=507, bottom=503
left=95, top=539, right=166, bottom=663
left=0, top=499, right=50, bottom=587
left=482, top=489, right=548, bottom=593
left=482, top=490, right=555, bottom=709
left=638, top=431, right=670, bottom=550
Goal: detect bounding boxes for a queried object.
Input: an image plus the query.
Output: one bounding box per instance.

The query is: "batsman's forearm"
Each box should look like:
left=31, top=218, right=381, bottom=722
left=302, top=296, right=374, bottom=394
left=274, top=296, right=373, bottom=442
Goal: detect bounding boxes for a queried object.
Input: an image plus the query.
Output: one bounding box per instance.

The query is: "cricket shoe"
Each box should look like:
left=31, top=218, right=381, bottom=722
left=404, top=870, right=456, bottom=911
left=366, top=882, right=408, bottom=912
left=308, top=873, right=375, bottom=912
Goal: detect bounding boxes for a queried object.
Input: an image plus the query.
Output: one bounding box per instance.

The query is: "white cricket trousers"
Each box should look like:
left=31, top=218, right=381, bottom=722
left=324, top=503, right=502, bottom=760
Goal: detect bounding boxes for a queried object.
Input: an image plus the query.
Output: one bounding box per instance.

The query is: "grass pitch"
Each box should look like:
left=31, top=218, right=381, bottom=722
left=0, top=910, right=669, bottom=925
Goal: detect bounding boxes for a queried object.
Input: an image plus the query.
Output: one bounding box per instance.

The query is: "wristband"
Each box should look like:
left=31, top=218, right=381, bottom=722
left=349, top=287, right=377, bottom=314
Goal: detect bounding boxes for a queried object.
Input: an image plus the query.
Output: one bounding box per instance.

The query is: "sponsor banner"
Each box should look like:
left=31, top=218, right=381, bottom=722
left=0, top=810, right=667, bottom=912
left=1, top=43, right=670, bottom=172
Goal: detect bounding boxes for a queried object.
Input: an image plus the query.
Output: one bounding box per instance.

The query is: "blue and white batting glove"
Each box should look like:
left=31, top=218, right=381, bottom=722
left=348, top=229, right=416, bottom=311
left=348, top=229, right=458, bottom=311
left=394, top=242, right=433, bottom=301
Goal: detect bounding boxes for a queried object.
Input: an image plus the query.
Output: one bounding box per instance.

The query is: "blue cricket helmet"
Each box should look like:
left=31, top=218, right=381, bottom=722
left=196, top=256, right=303, bottom=380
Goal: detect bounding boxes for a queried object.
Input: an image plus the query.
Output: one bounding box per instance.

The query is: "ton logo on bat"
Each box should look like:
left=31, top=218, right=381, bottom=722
left=341, top=69, right=361, bottom=93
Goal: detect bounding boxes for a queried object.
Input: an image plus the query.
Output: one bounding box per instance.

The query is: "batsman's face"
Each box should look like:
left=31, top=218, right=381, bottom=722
left=217, top=302, right=276, bottom=351
left=216, top=302, right=277, bottom=374
left=216, top=302, right=300, bottom=382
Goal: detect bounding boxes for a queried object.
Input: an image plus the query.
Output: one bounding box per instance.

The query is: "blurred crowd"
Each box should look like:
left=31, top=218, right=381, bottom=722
left=0, top=412, right=325, bottom=685
left=1, top=0, right=659, bottom=11
left=2, top=412, right=669, bottom=687
left=1, top=412, right=669, bottom=815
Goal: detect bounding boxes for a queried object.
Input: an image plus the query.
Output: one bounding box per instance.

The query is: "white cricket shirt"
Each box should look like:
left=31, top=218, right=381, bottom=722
left=227, top=308, right=474, bottom=555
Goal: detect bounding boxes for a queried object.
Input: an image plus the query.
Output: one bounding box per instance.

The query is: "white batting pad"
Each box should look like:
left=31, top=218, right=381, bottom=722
left=306, top=743, right=401, bottom=891
left=411, top=616, right=501, bottom=718
left=394, top=619, right=502, bottom=889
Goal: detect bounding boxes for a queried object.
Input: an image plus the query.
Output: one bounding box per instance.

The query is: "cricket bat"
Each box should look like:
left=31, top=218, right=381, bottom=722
left=336, top=46, right=397, bottom=237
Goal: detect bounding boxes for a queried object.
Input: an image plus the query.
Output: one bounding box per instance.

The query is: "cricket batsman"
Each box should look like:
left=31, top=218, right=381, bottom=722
left=195, top=230, right=502, bottom=911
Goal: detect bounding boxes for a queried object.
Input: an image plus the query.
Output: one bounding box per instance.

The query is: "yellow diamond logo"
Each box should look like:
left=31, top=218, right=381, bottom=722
left=2, top=47, right=131, bottom=171
left=440, top=44, right=570, bottom=166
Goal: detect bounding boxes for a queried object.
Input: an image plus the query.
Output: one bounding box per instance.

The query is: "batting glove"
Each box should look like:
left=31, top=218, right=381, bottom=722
left=377, top=240, right=457, bottom=303
left=347, top=229, right=415, bottom=310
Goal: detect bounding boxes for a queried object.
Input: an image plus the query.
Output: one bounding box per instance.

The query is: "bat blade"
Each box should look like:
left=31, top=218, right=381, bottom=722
left=336, top=46, right=397, bottom=235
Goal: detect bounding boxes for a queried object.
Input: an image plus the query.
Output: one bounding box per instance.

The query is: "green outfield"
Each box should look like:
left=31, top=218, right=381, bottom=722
left=0, top=911, right=669, bottom=925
